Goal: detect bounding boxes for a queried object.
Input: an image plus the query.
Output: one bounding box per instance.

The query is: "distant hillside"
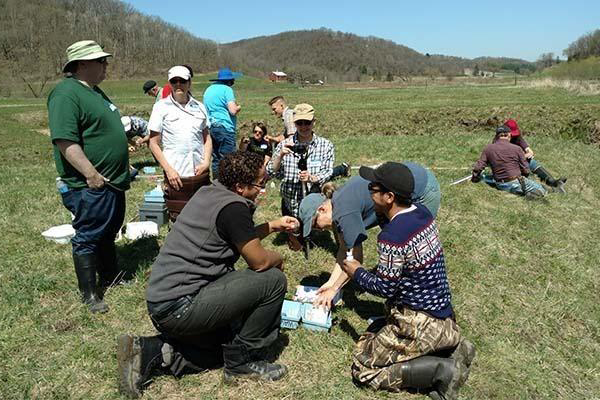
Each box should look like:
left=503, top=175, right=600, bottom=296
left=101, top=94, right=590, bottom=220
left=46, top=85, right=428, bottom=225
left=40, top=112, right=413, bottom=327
left=224, top=29, right=533, bottom=82
left=0, top=0, right=220, bottom=96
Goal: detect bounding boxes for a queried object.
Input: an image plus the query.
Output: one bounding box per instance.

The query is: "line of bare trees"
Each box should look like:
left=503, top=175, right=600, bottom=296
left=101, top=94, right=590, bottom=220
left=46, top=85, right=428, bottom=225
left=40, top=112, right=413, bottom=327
left=0, top=0, right=220, bottom=96
left=563, top=29, right=600, bottom=61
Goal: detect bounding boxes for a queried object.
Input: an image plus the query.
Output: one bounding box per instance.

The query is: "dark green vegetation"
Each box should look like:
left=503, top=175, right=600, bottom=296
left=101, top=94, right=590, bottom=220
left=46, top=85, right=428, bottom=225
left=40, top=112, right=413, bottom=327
left=1, top=79, right=599, bottom=399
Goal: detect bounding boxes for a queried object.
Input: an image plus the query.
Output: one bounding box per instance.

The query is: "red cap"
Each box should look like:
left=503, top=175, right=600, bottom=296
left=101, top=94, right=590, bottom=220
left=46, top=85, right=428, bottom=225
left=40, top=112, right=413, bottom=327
left=504, top=119, right=520, bottom=137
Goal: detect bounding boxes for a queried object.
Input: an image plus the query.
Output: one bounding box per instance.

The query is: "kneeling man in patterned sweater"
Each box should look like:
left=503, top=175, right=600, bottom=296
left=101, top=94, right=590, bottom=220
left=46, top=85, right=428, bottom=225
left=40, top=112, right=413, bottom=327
left=340, top=162, right=475, bottom=400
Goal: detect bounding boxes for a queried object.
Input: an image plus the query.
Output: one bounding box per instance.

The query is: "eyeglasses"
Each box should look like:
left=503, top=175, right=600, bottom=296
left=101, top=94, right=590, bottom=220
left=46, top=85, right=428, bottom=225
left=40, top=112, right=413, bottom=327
left=295, top=120, right=312, bottom=126
left=94, top=57, right=108, bottom=64
left=368, top=182, right=389, bottom=194
left=249, top=182, right=266, bottom=189
left=169, top=78, right=188, bottom=84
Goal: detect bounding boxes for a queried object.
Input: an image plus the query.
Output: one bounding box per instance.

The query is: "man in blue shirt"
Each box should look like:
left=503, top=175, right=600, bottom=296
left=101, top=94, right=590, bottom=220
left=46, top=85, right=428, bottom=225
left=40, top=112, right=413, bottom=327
left=339, top=162, right=475, bottom=399
left=203, top=68, right=241, bottom=175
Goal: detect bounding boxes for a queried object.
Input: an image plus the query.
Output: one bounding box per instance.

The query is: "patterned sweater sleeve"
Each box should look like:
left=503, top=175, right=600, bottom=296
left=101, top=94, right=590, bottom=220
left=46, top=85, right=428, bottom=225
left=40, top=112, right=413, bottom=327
left=354, top=266, right=402, bottom=299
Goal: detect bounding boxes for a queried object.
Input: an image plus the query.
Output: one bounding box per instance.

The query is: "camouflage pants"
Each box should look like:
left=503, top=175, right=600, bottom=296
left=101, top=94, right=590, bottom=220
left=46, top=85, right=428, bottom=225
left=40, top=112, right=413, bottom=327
left=351, top=305, right=461, bottom=392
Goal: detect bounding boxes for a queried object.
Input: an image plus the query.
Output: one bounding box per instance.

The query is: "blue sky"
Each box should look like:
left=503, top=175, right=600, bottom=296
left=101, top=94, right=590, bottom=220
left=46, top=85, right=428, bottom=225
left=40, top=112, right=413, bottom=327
left=123, top=0, right=599, bottom=61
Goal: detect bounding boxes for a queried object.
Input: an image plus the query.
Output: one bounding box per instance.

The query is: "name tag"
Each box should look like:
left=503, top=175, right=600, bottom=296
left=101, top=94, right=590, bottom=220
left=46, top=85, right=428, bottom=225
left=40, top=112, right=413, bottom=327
left=260, top=144, right=268, bottom=149
left=309, top=160, right=321, bottom=168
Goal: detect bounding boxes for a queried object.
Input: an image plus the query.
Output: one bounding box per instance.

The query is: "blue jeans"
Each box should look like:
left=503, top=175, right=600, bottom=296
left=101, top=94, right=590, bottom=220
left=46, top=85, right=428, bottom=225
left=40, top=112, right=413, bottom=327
left=61, top=187, right=126, bottom=255
left=482, top=174, right=546, bottom=196
left=416, top=169, right=441, bottom=218
left=210, top=126, right=236, bottom=176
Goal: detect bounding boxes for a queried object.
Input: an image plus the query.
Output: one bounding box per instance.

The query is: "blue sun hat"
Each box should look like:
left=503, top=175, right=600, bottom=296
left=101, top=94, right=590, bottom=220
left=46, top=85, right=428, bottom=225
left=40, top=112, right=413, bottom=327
left=210, top=68, right=242, bottom=81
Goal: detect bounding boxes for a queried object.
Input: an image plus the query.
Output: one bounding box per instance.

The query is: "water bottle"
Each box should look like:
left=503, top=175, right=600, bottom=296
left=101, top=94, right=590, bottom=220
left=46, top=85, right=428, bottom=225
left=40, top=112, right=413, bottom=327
left=56, top=177, right=68, bottom=194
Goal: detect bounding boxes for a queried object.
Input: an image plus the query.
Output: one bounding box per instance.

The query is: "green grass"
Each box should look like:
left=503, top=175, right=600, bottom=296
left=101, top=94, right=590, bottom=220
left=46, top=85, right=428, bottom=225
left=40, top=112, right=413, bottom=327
left=541, top=56, right=600, bottom=81
left=1, top=80, right=599, bottom=399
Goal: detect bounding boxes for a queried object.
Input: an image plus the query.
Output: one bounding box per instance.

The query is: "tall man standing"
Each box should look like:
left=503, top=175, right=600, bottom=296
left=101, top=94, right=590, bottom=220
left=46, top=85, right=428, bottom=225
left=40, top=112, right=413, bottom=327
left=48, top=40, right=130, bottom=313
left=203, top=68, right=241, bottom=175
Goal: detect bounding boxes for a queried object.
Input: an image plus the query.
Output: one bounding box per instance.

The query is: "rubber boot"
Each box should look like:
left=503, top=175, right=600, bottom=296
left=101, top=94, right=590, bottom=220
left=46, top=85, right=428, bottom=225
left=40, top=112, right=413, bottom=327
left=400, top=356, right=462, bottom=400
left=97, top=241, right=124, bottom=288
left=117, top=334, right=165, bottom=399
left=448, top=339, right=476, bottom=387
left=73, top=253, right=108, bottom=313
left=222, top=343, right=287, bottom=384
left=533, top=166, right=567, bottom=192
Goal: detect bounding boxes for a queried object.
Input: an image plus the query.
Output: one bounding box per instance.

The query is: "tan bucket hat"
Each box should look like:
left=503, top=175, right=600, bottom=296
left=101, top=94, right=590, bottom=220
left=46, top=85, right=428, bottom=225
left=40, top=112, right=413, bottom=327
left=62, top=40, right=112, bottom=72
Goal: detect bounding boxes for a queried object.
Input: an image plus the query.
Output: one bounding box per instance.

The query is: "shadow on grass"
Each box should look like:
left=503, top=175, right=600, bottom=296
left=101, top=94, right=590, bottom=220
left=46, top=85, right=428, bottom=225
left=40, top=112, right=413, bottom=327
left=341, top=282, right=385, bottom=321
left=338, top=318, right=361, bottom=342
left=117, top=236, right=160, bottom=279
left=309, top=230, right=337, bottom=257
left=265, top=331, right=290, bottom=362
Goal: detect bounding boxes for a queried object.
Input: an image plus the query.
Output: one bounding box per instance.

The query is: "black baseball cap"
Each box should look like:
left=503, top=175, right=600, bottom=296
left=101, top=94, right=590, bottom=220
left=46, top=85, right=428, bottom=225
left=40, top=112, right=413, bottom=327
left=142, top=80, right=157, bottom=94
left=496, top=125, right=511, bottom=135
left=359, top=162, right=414, bottom=199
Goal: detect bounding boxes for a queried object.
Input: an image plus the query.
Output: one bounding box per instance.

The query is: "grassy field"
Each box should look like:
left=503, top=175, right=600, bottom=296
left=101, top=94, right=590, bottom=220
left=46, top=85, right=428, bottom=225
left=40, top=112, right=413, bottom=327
left=0, top=78, right=599, bottom=399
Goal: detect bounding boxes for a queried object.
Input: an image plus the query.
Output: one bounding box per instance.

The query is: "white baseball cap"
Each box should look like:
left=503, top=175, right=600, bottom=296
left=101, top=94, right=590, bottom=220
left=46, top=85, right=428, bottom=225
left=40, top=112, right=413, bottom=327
left=168, top=66, right=191, bottom=81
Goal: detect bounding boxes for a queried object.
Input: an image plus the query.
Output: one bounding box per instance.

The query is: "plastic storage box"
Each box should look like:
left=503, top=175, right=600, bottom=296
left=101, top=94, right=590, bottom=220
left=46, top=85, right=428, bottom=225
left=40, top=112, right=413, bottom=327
left=280, top=300, right=302, bottom=329
left=279, top=300, right=332, bottom=332
left=139, top=201, right=168, bottom=226
left=301, top=303, right=332, bottom=332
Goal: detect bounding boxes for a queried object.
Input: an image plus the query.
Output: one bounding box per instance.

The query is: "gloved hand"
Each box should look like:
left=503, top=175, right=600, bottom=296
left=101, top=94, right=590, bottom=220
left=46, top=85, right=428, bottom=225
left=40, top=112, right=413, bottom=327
left=471, top=172, right=482, bottom=183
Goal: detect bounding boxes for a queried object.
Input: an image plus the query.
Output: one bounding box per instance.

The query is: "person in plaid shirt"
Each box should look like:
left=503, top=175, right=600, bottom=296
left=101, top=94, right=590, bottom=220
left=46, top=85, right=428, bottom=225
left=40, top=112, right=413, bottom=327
left=267, top=103, right=334, bottom=248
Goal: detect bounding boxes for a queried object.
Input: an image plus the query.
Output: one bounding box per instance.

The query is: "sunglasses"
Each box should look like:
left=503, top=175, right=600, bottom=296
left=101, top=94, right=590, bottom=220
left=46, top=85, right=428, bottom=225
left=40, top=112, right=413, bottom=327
left=367, top=182, right=389, bottom=194
left=249, top=182, right=266, bottom=189
left=169, top=78, right=188, bottom=84
left=249, top=176, right=267, bottom=190
left=295, top=120, right=313, bottom=126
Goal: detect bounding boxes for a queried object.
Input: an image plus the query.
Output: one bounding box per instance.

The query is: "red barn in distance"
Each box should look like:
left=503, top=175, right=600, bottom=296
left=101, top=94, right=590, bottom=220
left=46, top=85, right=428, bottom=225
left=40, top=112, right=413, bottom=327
left=269, top=71, right=287, bottom=82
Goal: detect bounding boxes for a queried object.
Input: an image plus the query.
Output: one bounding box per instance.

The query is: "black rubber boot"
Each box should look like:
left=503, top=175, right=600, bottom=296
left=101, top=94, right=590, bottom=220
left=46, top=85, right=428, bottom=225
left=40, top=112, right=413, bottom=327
left=117, top=334, right=165, bottom=399
left=222, top=343, right=287, bottom=384
left=448, top=339, right=476, bottom=388
left=400, top=356, right=462, bottom=400
left=533, top=166, right=567, bottom=191
left=73, top=253, right=108, bottom=313
left=97, top=241, right=124, bottom=288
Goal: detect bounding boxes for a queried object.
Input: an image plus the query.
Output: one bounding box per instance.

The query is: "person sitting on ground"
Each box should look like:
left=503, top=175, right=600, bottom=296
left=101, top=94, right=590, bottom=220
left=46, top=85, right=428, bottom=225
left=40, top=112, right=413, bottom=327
left=117, top=151, right=298, bottom=398
left=239, top=122, right=272, bottom=167
left=472, top=125, right=546, bottom=198
left=121, top=115, right=150, bottom=149
left=496, top=119, right=566, bottom=192
left=148, top=65, right=212, bottom=221
left=121, top=115, right=150, bottom=180
left=339, top=162, right=475, bottom=399
left=298, top=161, right=442, bottom=309
left=267, top=103, right=334, bottom=249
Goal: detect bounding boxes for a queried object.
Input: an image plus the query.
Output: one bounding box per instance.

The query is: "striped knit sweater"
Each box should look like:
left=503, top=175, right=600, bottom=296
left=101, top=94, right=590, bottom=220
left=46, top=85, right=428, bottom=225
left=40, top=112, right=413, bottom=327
left=354, top=204, right=452, bottom=318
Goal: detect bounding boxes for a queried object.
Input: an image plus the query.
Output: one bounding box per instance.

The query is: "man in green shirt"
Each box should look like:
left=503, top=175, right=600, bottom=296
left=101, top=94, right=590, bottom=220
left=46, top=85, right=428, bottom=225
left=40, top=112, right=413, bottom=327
left=48, top=40, right=130, bottom=313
